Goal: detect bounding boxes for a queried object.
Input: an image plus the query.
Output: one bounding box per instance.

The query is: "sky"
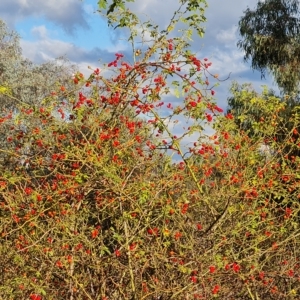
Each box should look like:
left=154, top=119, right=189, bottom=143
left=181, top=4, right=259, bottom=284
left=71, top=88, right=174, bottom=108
left=0, top=0, right=277, bottom=110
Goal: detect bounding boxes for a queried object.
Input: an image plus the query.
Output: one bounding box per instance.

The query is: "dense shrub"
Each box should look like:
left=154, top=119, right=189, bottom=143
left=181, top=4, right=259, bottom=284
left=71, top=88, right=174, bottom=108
left=1, top=1, right=300, bottom=299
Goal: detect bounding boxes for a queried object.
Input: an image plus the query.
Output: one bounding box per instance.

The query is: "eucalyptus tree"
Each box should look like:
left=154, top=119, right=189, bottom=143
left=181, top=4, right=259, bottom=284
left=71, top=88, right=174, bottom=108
left=238, top=0, right=300, bottom=94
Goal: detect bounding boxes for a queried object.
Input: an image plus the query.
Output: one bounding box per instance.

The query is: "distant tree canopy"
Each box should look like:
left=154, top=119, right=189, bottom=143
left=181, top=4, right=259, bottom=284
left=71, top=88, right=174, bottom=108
left=0, top=19, right=79, bottom=167
left=235, top=1, right=300, bottom=169
left=238, top=0, right=300, bottom=94
left=0, top=19, right=77, bottom=112
left=227, top=82, right=300, bottom=164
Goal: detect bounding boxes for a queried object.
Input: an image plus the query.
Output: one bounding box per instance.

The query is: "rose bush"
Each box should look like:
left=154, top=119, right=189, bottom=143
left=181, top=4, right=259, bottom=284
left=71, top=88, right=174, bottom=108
left=0, top=1, right=300, bottom=299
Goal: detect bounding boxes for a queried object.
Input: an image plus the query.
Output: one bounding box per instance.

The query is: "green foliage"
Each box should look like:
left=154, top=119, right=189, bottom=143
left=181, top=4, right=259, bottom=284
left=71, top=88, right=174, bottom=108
left=0, top=19, right=77, bottom=111
left=238, top=0, right=300, bottom=93
left=227, top=82, right=285, bottom=134
left=227, top=82, right=300, bottom=170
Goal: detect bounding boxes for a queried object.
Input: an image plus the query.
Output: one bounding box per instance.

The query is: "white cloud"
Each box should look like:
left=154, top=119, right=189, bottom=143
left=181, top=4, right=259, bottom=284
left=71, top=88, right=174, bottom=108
left=19, top=30, right=132, bottom=76
left=216, top=26, right=237, bottom=46
left=209, top=48, right=248, bottom=77
left=0, top=0, right=88, bottom=33
left=20, top=38, right=74, bottom=62
left=31, top=25, right=48, bottom=39
left=127, top=0, right=180, bottom=28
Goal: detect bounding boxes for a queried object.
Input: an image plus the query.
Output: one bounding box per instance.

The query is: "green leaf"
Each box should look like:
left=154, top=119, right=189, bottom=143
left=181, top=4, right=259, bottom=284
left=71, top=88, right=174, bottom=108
left=101, top=246, right=111, bottom=255
left=167, top=25, right=174, bottom=33
left=119, top=1, right=125, bottom=10
left=98, top=0, right=107, bottom=10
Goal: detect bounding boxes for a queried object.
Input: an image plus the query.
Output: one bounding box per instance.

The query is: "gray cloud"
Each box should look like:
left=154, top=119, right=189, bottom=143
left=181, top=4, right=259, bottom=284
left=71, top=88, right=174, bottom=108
left=0, top=0, right=88, bottom=34
left=20, top=36, right=116, bottom=66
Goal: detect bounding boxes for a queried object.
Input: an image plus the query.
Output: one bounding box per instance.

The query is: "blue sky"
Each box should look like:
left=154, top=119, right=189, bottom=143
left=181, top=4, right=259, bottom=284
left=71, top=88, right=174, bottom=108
left=0, top=0, right=278, bottom=107
left=14, top=0, right=113, bottom=49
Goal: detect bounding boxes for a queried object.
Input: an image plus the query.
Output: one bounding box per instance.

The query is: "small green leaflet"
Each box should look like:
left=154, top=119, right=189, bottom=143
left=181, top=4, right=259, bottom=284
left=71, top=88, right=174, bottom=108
left=98, top=0, right=107, bottom=9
